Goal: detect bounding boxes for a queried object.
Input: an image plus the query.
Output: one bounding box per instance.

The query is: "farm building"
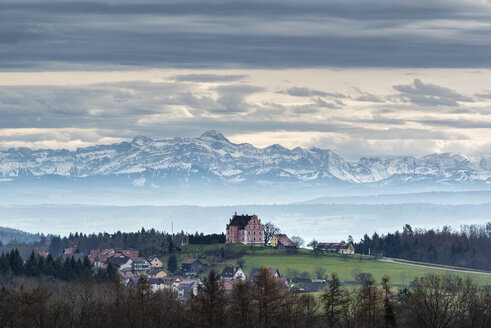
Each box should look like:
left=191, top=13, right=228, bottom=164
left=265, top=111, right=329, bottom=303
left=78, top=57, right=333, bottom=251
left=181, top=258, right=202, bottom=275
left=318, top=242, right=355, bottom=254
left=270, top=234, right=296, bottom=251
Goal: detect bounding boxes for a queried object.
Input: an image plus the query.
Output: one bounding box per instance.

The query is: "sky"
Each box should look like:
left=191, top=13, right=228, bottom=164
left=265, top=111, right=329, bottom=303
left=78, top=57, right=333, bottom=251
left=1, top=0, right=491, bottom=159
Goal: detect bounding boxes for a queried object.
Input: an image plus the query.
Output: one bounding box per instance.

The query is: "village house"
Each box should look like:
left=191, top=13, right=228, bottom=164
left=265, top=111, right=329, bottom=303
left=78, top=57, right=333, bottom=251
left=220, top=266, right=246, bottom=281
left=149, top=267, right=167, bottom=278
left=317, top=242, right=355, bottom=254
left=117, top=271, right=136, bottom=285
left=37, top=251, right=49, bottom=258
left=132, top=257, right=151, bottom=274
left=177, top=278, right=202, bottom=302
left=249, top=267, right=281, bottom=281
left=147, top=256, right=163, bottom=269
left=226, top=213, right=265, bottom=246
left=148, top=278, right=169, bottom=293
left=90, top=254, right=106, bottom=269
left=107, top=254, right=133, bottom=272
left=181, top=259, right=202, bottom=275
left=122, top=249, right=140, bottom=260
left=63, top=247, right=80, bottom=255
left=88, top=248, right=152, bottom=274
left=60, top=247, right=85, bottom=262
left=161, top=276, right=184, bottom=290
left=270, top=234, right=296, bottom=251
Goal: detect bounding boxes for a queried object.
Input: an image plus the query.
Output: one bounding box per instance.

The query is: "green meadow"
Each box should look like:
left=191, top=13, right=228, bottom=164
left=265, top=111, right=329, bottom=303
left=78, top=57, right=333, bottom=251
left=171, top=244, right=491, bottom=287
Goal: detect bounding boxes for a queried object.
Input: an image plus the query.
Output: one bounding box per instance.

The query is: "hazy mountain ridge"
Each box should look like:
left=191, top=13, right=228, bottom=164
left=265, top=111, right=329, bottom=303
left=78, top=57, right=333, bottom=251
left=0, top=226, right=43, bottom=245
left=0, top=130, right=490, bottom=187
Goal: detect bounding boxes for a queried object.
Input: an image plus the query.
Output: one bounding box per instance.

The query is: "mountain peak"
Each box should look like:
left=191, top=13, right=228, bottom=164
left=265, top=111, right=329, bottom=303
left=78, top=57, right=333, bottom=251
left=200, top=130, right=228, bottom=141
left=131, top=135, right=153, bottom=146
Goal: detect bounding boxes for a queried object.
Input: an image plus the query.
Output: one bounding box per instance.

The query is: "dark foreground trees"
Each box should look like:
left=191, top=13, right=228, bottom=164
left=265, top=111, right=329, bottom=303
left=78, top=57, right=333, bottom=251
left=0, top=271, right=489, bottom=328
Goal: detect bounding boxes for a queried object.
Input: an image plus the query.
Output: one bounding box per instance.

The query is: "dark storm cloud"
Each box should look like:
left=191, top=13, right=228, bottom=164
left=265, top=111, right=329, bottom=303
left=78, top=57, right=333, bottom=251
left=393, top=79, right=473, bottom=107
left=1, top=0, right=491, bottom=69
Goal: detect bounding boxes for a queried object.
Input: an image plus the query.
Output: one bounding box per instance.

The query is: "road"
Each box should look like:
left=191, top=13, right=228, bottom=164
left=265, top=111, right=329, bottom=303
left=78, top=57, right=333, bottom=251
left=379, top=258, right=491, bottom=276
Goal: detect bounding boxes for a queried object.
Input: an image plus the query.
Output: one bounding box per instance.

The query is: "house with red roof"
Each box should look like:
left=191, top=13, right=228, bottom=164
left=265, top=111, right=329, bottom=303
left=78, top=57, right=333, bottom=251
left=270, top=234, right=296, bottom=251
left=121, top=249, right=139, bottom=260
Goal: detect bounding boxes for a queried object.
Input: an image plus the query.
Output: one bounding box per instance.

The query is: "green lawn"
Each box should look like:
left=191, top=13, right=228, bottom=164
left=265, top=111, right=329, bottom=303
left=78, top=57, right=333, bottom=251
left=170, top=244, right=491, bottom=287
left=241, top=253, right=491, bottom=287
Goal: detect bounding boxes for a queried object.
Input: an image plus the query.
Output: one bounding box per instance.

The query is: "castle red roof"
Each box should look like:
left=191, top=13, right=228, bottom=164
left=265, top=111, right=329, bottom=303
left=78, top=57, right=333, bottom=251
left=228, top=214, right=256, bottom=229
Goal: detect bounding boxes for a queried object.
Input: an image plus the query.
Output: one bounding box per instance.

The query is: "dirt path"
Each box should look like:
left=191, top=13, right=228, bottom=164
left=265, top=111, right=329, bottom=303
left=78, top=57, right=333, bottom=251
left=378, top=258, right=491, bottom=276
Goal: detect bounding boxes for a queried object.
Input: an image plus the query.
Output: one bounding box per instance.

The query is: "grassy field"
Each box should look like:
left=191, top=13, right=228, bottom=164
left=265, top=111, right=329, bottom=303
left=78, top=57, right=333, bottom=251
left=169, top=244, right=491, bottom=287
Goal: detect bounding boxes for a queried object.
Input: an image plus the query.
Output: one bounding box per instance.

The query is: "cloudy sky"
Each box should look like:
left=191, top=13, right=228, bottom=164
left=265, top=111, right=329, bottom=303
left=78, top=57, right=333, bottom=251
left=1, top=0, right=491, bottom=159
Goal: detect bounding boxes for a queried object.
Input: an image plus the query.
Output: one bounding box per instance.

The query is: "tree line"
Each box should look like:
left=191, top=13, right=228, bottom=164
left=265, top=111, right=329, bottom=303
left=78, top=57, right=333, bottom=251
left=355, top=222, right=491, bottom=270
left=47, top=229, right=227, bottom=258
left=0, top=249, right=116, bottom=282
left=0, top=268, right=489, bottom=328
left=47, top=228, right=191, bottom=258
left=189, top=232, right=226, bottom=245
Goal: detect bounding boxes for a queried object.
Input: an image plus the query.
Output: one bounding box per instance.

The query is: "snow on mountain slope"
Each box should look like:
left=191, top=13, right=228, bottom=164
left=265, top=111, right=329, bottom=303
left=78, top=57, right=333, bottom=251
left=0, top=130, right=489, bottom=186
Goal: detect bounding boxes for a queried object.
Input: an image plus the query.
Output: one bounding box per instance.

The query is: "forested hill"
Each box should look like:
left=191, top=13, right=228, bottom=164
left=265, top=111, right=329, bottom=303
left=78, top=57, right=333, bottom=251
left=0, top=227, right=43, bottom=245
left=355, top=222, right=491, bottom=271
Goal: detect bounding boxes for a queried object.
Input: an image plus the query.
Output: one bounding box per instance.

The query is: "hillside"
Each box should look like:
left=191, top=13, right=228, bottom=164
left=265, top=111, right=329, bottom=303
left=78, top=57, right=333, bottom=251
left=173, top=244, right=491, bottom=287
left=0, top=226, right=43, bottom=245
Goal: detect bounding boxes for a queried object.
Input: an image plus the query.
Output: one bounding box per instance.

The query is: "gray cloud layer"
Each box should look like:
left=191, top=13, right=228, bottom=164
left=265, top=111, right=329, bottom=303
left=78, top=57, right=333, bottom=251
left=169, top=74, right=248, bottom=83
left=394, top=79, right=473, bottom=107
left=1, top=74, right=490, bottom=158
left=2, top=0, right=491, bottom=69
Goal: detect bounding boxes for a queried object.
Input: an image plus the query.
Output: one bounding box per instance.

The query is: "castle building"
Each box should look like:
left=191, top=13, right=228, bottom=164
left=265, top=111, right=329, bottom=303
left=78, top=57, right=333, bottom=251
left=226, top=213, right=265, bottom=246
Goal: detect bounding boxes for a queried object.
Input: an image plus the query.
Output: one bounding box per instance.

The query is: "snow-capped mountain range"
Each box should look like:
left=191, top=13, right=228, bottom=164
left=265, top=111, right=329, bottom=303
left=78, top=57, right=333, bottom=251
left=0, top=130, right=490, bottom=186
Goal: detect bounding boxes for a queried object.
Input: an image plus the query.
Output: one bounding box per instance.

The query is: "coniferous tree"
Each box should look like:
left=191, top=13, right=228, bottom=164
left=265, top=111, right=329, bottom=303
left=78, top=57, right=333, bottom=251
left=355, top=275, right=383, bottom=328
left=24, top=251, right=39, bottom=277
left=8, top=249, right=24, bottom=276
left=227, top=281, right=254, bottom=328
left=322, top=273, right=349, bottom=328
left=48, top=235, right=63, bottom=257
left=168, top=253, right=177, bottom=273
left=168, top=236, right=174, bottom=253
left=382, top=276, right=397, bottom=328
left=104, top=262, right=118, bottom=281
left=36, top=254, right=46, bottom=274
left=252, top=267, right=287, bottom=328
left=190, top=270, right=225, bottom=328
left=0, top=252, right=9, bottom=273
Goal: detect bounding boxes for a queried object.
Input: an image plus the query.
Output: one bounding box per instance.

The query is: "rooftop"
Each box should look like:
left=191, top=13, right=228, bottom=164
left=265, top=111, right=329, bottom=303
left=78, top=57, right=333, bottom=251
left=274, top=234, right=295, bottom=247
left=228, top=213, right=257, bottom=229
